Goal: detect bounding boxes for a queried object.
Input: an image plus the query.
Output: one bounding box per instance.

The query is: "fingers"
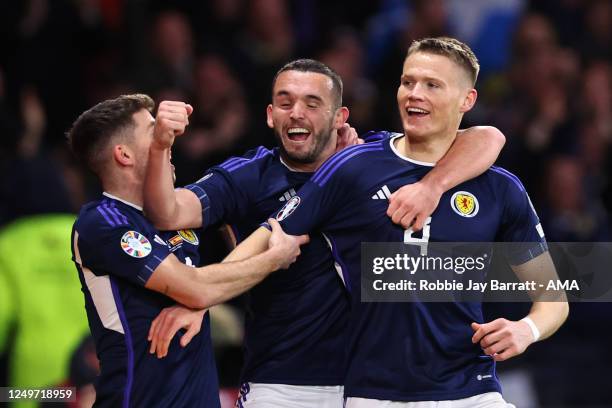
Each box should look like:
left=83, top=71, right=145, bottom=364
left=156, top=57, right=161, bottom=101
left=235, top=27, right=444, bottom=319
left=156, top=312, right=185, bottom=358
left=386, top=192, right=399, bottom=217
left=483, top=337, right=512, bottom=356
left=471, top=318, right=506, bottom=344
left=148, top=311, right=167, bottom=354
left=297, top=234, right=310, bottom=245
left=493, top=348, right=518, bottom=362
left=268, top=218, right=283, bottom=236
left=180, top=324, right=199, bottom=348
left=412, top=213, right=427, bottom=232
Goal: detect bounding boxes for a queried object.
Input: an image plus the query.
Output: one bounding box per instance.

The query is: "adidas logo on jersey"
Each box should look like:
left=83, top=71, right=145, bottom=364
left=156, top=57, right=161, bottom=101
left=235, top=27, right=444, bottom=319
left=279, top=188, right=297, bottom=202
left=372, top=185, right=392, bottom=200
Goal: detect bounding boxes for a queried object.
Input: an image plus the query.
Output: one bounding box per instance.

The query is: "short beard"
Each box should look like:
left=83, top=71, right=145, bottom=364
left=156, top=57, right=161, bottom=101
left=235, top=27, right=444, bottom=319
left=274, top=124, right=334, bottom=164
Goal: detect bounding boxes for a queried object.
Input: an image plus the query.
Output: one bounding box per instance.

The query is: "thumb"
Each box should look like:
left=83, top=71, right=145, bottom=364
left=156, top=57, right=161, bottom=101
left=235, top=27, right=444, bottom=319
left=471, top=322, right=480, bottom=332
left=297, top=234, right=310, bottom=245
left=268, top=218, right=281, bottom=233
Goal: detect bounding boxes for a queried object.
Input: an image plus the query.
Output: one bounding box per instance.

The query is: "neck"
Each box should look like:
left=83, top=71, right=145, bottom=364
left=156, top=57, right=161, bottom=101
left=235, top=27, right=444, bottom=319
left=280, top=154, right=324, bottom=172
left=397, top=131, right=456, bottom=163
left=103, top=174, right=143, bottom=208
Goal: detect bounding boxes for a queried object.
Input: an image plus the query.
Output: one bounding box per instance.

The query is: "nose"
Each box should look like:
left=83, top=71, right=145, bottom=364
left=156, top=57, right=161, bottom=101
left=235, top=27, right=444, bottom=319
left=408, top=82, right=425, bottom=101
left=289, top=101, right=305, bottom=120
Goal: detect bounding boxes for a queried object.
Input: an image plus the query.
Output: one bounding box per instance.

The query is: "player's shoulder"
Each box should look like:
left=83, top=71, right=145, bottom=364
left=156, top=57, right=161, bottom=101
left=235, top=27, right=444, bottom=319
left=311, top=136, right=388, bottom=187
left=486, top=166, right=527, bottom=193
left=74, top=198, right=136, bottom=239
left=214, top=146, right=276, bottom=174
left=361, top=130, right=399, bottom=143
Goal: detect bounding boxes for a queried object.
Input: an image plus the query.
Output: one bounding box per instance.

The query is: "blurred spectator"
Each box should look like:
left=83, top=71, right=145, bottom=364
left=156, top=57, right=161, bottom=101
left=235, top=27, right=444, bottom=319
left=369, top=0, right=451, bottom=131
left=319, top=28, right=378, bottom=131
left=0, top=1, right=611, bottom=405
left=580, top=0, right=612, bottom=61
left=170, top=54, right=250, bottom=186
left=447, top=0, right=525, bottom=77
left=539, top=156, right=610, bottom=241
left=139, top=10, right=195, bottom=95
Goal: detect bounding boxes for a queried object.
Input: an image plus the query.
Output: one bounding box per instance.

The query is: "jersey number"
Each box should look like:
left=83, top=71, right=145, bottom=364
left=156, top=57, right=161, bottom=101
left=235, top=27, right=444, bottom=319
left=403, top=217, right=432, bottom=255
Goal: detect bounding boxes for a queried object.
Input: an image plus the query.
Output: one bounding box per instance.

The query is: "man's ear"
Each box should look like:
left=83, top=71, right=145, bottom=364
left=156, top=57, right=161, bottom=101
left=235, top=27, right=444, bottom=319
left=266, top=104, right=274, bottom=129
left=334, top=106, right=350, bottom=129
left=459, top=88, right=477, bottom=113
left=112, top=144, right=133, bottom=167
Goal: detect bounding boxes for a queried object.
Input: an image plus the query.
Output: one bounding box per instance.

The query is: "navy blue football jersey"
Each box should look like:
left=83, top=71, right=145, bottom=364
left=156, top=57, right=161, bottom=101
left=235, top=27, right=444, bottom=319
left=274, top=133, right=548, bottom=401
left=185, top=146, right=349, bottom=385
left=71, top=193, right=220, bottom=408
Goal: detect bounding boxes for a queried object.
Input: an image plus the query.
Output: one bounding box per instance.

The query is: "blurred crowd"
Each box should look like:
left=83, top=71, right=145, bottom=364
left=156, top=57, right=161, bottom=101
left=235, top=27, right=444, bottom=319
left=0, top=0, right=610, bottom=407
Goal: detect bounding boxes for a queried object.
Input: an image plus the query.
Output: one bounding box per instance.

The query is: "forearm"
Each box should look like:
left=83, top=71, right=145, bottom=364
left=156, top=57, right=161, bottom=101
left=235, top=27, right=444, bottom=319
left=423, top=126, right=505, bottom=192
left=195, top=248, right=280, bottom=306
left=223, top=226, right=271, bottom=262
left=524, top=301, right=569, bottom=341
left=144, top=146, right=180, bottom=229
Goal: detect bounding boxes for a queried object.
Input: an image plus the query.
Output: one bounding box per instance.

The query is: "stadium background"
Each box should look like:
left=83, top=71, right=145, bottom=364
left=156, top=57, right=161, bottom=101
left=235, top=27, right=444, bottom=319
left=0, top=0, right=610, bottom=407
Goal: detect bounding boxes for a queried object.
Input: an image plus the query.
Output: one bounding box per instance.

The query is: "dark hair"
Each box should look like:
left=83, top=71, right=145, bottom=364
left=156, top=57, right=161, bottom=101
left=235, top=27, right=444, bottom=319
left=272, top=59, right=343, bottom=108
left=67, top=94, right=154, bottom=175
left=407, top=37, right=480, bottom=86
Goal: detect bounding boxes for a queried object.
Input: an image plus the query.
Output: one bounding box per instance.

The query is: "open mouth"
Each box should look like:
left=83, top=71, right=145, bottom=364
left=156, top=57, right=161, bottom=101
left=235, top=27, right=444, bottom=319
left=286, top=127, right=311, bottom=142
left=406, top=107, right=430, bottom=118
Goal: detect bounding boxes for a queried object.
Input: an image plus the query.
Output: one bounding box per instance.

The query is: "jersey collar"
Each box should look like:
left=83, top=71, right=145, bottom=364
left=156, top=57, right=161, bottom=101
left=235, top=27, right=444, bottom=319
left=102, top=192, right=143, bottom=211
left=388, top=133, right=435, bottom=167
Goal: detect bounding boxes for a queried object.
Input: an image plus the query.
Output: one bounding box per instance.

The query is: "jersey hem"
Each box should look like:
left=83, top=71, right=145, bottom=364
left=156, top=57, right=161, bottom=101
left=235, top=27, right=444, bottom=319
left=241, top=377, right=344, bottom=386
left=344, top=383, right=502, bottom=402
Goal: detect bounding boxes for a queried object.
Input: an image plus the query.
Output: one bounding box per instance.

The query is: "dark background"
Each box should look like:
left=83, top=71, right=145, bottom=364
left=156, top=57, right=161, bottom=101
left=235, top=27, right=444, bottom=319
left=0, top=0, right=610, bottom=406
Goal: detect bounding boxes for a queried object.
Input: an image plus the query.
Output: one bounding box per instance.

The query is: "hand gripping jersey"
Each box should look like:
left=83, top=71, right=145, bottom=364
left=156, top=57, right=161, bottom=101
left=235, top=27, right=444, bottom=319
left=185, top=146, right=349, bottom=385
left=274, top=132, right=547, bottom=402
left=71, top=193, right=220, bottom=408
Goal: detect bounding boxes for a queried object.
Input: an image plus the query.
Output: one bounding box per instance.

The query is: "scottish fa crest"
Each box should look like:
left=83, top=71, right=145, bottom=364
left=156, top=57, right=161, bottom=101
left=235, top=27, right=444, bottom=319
left=451, top=191, right=479, bottom=217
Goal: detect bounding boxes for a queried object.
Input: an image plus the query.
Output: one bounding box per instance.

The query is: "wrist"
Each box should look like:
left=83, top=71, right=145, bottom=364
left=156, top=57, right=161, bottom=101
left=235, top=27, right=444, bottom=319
left=520, top=316, right=540, bottom=342
left=264, top=246, right=283, bottom=270
left=421, top=176, right=445, bottom=199
left=150, top=140, right=171, bottom=154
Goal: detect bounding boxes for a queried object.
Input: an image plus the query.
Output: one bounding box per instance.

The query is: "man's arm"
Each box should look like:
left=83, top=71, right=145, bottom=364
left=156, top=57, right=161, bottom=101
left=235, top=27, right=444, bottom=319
left=471, top=251, right=569, bottom=362
left=147, top=224, right=278, bottom=358
left=388, top=126, right=506, bottom=229
left=145, top=220, right=307, bottom=309
left=144, top=100, right=204, bottom=230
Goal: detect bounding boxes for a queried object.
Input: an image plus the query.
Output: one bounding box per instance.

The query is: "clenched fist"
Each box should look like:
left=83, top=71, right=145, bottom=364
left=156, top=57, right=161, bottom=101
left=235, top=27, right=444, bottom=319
left=152, top=101, right=193, bottom=150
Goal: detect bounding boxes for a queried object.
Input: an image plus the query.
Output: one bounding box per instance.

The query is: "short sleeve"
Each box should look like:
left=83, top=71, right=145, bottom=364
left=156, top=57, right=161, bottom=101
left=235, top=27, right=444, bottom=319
left=496, top=170, right=548, bottom=265
left=74, top=220, right=171, bottom=286
left=184, top=147, right=271, bottom=228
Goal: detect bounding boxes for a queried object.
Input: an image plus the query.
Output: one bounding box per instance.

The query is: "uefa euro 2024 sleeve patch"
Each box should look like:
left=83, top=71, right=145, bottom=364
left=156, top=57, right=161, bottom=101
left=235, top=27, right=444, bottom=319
left=120, top=230, right=152, bottom=258
left=451, top=191, right=479, bottom=217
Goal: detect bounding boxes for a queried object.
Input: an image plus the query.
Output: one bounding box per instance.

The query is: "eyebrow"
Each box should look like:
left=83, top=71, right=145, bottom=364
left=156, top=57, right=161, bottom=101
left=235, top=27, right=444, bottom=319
left=401, top=74, right=445, bottom=83
left=274, top=91, right=324, bottom=103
